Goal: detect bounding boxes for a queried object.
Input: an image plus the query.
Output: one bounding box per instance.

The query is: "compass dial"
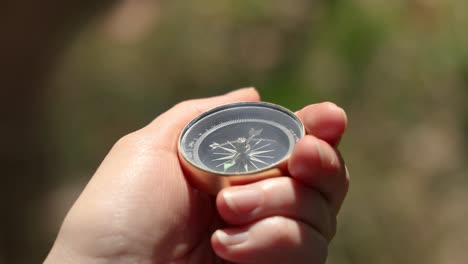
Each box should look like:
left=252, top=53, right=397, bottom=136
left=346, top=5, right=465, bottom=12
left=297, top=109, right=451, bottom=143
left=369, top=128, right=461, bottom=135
left=179, top=102, right=304, bottom=176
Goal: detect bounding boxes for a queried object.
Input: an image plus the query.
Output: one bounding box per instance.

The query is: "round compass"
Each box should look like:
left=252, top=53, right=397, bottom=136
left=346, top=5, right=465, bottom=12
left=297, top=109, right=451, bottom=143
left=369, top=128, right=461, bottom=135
left=178, top=101, right=305, bottom=194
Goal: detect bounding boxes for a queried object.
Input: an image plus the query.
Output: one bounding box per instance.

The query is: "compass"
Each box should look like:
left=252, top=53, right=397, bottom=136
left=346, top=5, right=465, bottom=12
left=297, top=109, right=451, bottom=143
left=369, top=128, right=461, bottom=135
left=178, top=101, right=305, bottom=194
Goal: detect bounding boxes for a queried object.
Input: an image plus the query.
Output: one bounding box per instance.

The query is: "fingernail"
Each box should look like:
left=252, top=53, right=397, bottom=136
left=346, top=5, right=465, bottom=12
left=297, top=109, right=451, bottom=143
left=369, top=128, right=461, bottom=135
left=223, top=187, right=263, bottom=214
left=215, top=229, right=249, bottom=246
left=315, top=139, right=336, bottom=168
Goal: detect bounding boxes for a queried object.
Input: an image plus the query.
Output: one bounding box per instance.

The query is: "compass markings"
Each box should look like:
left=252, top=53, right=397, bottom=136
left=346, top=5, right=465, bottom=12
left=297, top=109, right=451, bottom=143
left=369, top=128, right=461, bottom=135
left=252, top=155, right=274, bottom=159
left=250, top=156, right=269, bottom=165
left=208, top=129, right=279, bottom=172
left=215, top=146, right=237, bottom=153
left=227, top=141, right=236, bottom=148
left=212, top=155, right=236, bottom=161
left=253, top=139, right=263, bottom=146
left=249, top=160, right=259, bottom=169
left=251, top=143, right=271, bottom=152
left=249, top=149, right=275, bottom=156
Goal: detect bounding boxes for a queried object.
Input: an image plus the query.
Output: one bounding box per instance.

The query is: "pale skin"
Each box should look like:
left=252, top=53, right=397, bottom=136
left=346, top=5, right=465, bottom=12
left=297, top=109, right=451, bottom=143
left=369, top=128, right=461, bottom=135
left=45, top=88, right=349, bottom=264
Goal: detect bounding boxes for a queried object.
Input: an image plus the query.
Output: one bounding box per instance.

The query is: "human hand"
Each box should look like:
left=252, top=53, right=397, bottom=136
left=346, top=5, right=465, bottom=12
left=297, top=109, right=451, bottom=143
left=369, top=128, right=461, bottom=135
left=45, top=88, right=348, bottom=264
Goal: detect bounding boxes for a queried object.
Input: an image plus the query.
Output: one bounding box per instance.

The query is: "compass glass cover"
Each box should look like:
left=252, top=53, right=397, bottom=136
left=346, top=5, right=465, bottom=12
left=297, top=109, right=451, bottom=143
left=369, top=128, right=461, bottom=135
left=179, top=102, right=304, bottom=175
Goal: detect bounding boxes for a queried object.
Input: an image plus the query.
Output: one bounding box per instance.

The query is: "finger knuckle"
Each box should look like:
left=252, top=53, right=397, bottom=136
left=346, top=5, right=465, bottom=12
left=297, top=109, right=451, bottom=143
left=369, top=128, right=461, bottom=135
left=174, top=99, right=205, bottom=116
left=321, top=101, right=338, bottom=110
left=262, top=216, right=300, bottom=245
left=173, top=100, right=192, bottom=110
left=114, top=129, right=149, bottom=150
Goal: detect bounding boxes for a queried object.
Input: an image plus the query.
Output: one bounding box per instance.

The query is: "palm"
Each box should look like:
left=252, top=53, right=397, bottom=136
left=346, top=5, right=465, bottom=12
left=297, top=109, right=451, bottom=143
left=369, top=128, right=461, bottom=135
left=110, top=143, right=225, bottom=263
left=145, top=161, right=224, bottom=264
left=61, top=139, right=225, bottom=264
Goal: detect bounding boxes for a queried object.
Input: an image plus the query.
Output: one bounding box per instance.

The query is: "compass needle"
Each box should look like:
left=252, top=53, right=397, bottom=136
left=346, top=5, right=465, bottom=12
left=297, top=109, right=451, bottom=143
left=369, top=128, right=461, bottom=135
left=223, top=161, right=236, bottom=171
left=216, top=159, right=235, bottom=167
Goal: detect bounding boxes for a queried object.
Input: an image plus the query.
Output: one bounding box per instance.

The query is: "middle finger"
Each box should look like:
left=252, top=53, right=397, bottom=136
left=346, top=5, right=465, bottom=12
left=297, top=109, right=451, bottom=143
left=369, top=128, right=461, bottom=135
left=216, top=177, right=336, bottom=241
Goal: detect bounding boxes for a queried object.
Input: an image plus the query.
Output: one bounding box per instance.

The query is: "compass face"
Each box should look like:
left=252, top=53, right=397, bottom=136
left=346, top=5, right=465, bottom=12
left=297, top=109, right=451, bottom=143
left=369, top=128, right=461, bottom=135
left=179, top=102, right=304, bottom=176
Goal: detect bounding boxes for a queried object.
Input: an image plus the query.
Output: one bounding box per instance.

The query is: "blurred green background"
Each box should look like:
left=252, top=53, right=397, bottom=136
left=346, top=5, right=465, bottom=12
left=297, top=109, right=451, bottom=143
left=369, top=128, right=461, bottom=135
left=3, top=0, right=468, bottom=263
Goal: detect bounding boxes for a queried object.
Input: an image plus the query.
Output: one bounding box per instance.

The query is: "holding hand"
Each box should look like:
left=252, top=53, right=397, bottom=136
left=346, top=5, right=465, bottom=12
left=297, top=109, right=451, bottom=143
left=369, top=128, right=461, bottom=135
left=45, top=88, right=348, bottom=264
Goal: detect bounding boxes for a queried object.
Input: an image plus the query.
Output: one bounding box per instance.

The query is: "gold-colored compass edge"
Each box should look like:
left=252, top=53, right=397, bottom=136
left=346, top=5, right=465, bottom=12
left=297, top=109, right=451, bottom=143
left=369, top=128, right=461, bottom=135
left=177, top=101, right=305, bottom=195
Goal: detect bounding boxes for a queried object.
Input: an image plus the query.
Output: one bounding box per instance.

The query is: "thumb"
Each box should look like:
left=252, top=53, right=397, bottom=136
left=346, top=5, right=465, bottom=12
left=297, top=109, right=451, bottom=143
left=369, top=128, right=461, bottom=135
left=144, top=87, right=261, bottom=151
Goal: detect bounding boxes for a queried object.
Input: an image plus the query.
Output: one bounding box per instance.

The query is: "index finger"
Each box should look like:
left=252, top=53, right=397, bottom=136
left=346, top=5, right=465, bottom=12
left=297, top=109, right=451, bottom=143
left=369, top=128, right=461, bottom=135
left=296, top=102, right=347, bottom=146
